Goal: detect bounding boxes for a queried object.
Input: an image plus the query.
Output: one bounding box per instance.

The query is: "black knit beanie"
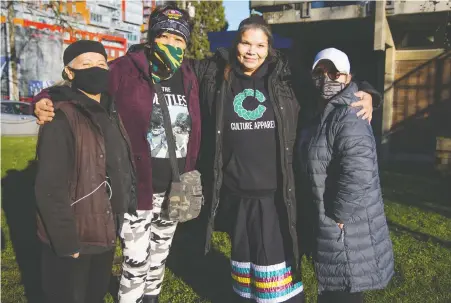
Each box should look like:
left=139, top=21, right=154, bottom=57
left=63, top=40, right=107, bottom=66
left=148, top=6, right=191, bottom=43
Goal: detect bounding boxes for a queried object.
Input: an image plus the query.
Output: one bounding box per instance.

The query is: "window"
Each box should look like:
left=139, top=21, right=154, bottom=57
left=1, top=103, right=31, bottom=115
left=127, top=33, right=138, bottom=42
left=1, top=104, right=14, bottom=114
left=111, top=49, right=115, bottom=57
left=311, top=1, right=359, bottom=8
left=15, top=103, right=32, bottom=115
left=91, top=13, right=102, bottom=23
left=391, top=20, right=447, bottom=50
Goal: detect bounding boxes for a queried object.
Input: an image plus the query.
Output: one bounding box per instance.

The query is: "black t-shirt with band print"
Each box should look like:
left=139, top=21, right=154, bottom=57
left=148, top=68, right=191, bottom=193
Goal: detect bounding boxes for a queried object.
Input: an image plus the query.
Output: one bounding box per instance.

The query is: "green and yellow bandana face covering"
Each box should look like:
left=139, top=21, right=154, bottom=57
left=149, top=42, right=184, bottom=83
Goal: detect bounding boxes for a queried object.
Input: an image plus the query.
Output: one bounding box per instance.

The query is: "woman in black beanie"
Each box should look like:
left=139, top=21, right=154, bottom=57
left=35, top=40, right=136, bottom=303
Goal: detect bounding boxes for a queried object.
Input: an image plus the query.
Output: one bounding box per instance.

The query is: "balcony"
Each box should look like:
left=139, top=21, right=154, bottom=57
left=114, top=21, right=141, bottom=33
left=250, top=1, right=364, bottom=9
left=251, top=2, right=371, bottom=24
left=250, top=1, right=451, bottom=24
left=98, top=0, right=121, bottom=10
left=112, top=10, right=121, bottom=20
left=385, top=0, right=451, bottom=16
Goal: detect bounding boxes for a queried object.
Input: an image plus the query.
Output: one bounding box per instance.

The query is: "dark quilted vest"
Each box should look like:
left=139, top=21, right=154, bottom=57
left=37, top=102, right=116, bottom=250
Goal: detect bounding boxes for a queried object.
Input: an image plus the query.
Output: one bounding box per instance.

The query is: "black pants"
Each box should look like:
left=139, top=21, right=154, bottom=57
left=41, top=244, right=115, bottom=303
left=318, top=291, right=364, bottom=303
left=222, top=191, right=304, bottom=303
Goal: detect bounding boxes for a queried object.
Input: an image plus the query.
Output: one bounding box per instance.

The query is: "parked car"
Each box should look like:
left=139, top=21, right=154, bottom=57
left=1, top=100, right=39, bottom=136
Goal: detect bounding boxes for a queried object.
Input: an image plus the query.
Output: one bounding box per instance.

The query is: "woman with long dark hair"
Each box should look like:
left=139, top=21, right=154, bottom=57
left=193, top=15, right=379, bottom=302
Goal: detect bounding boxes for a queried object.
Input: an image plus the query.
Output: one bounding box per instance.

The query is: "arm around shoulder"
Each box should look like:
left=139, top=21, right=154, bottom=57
left=356, top=80, right=383, bottom=109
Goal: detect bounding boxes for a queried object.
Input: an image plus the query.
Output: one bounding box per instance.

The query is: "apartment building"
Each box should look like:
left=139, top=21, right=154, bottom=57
left=1, top=0, right=147, bottom=100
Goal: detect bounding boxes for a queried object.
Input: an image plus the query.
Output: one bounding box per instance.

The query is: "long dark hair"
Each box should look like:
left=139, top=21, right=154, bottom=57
left=224, top=16, right=275, bottom=81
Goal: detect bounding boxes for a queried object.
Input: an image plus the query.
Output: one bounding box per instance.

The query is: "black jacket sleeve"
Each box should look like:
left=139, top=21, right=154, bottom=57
left=190, top=57, right=214, bottom=84
left=35, top=111, right=79, bottom=257
left=332, top=108, right=377, bottom=223
left=31, top=88, right=51, bottom=115
left=355, top=80, right=383, bottom=109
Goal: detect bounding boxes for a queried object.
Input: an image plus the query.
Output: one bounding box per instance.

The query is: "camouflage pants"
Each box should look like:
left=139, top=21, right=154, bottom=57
left=118, top=193, right=178, bottom=302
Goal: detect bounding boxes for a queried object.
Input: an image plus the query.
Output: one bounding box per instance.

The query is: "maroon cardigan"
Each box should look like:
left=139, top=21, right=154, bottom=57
left=33, top=49, right=201, bottom=210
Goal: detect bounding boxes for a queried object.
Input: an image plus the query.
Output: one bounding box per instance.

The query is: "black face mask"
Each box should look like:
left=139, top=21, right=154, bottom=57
left=314, top=74, right=347, bottom=100
left=70, top=67, right=109, bottom=95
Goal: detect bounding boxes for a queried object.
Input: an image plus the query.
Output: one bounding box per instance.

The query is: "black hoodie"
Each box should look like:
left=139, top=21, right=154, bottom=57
left=222, top=59, right=278, bottom=194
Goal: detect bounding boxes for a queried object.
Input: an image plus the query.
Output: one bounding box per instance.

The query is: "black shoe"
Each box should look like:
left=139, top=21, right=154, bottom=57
left=142, top=295, right=159, bottom=303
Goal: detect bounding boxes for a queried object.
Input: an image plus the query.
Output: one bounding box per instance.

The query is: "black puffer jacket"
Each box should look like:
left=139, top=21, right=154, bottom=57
left=296, top=82, right=394, bottom=293
left=193, top=48, right=301, bottom=266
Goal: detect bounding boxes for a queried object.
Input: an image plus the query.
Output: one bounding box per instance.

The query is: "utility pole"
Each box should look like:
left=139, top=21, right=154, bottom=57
left=7, top=1, right=19, bottom=100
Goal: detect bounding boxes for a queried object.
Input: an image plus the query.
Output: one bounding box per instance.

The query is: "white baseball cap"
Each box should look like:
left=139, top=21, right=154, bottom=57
left=312, top=48, right=350, bottom=74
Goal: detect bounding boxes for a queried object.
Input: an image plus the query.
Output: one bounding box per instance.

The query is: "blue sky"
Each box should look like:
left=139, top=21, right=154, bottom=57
left=223, top=0, right=250, bottom=31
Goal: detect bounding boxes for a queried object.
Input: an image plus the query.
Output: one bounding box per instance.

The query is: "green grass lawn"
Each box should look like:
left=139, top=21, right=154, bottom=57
left=1, top=136, right=451, bottom=303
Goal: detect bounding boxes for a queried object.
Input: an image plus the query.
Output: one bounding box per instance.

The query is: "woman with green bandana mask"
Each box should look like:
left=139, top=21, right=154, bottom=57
left=32, top=5, right=200, bottom=303
left=149, top=42, right=185, bottom=83
left=113, top=6, right=196, bottom=303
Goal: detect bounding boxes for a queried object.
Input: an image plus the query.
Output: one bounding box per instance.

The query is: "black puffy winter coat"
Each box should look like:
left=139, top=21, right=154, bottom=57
left=296, top=82, right=394, bottom=293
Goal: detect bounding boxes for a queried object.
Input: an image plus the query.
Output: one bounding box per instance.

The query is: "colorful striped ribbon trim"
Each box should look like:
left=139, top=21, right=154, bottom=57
left=231, top=260, right=303, bottom=303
